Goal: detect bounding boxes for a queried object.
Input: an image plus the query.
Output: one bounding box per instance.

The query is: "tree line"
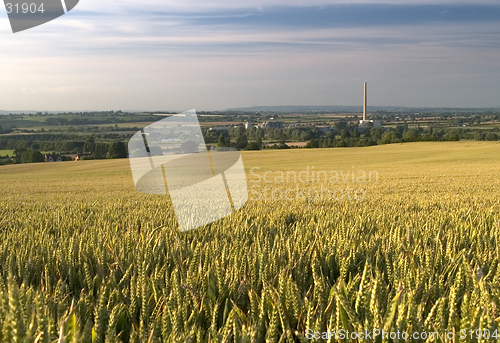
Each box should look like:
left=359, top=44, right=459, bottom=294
left=306, top=122, right=500, bottom=149
left=2, top=121, right=500, bottom=166
left=0, top=137, right=128, bottom=165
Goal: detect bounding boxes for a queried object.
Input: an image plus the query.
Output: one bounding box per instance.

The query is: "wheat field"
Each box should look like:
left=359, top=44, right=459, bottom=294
left=1, top=142, right=500, bottom=342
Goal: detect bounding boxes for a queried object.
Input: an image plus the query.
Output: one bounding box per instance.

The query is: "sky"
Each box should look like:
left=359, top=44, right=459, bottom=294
left=0, top=0, right=500, bottom=111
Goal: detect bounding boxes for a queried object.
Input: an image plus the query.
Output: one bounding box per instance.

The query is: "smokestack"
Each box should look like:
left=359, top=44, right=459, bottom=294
left=363, top=82, right=367, bottom=121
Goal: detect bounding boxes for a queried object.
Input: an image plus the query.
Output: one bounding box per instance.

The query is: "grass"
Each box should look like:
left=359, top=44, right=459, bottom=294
left=0, top=150, right=14, bottom=157
left=0, top=141, right=500, bottom=341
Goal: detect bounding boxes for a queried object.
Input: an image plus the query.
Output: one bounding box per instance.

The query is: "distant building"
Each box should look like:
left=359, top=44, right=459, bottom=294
left=245, top=122, right=256, bottom=129
left=359, top=120, right=382, bottom=128
left=262, top=121, right=284, bottom=129
left=358, top=82, right=383, bottom=132
left=45, top=154, right=62, bottom=162
left=209, top=126, right=229, bottom=131
left=358, top=120, right=382, bottom=133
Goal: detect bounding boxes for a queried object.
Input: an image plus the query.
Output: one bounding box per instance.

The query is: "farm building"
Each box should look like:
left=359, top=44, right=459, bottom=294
left=44, top=154, right=63, bottom=162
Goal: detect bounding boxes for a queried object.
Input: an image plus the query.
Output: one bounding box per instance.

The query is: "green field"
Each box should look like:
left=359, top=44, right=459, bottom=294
left=0, top=150, right=14, bottom=157
left=1, top=142, right=500, bottom=342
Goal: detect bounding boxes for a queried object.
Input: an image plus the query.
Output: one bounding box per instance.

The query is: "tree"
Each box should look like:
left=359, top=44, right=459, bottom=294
left=217, top=134, right=229, bottom=147
left=236, top=134, right=248, bottom=150
left=256, top=136, right=263, bottom=149
left=474, top=131, right=485, bottom=141
left=306, top=139, right=319, bottom=148
left=443, top=129, right=460, bottom=141
left=15, top=149, right=44, bottom=163
left=403, top=129, right=419, bottom=142
left=245, top=142, right=261, bottom=150
left=340, top=129, right=351, bottom=139
left=380, top=130, right=399, bottom=144
left=485, top=132, right=498, bottom=141
left=334, top=120, right=347, bottom=132
left=14, top=148, right=27, bottom=163
left=300, top=130, right=315, bottom=141
left=27, top=150, right=44, bottom=163
left=371, top=128, right=384, bottom=140
left=83, top=136, right=95, bottom=154
left=107, top=142, right=127, bottom=159
left=325, top=130, right=336, bottom=139
left=279, top=134, right=287, bottom=145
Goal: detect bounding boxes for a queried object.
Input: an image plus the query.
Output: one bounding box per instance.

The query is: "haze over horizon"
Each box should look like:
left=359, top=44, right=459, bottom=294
left=1, top=0, right=500, bottom=111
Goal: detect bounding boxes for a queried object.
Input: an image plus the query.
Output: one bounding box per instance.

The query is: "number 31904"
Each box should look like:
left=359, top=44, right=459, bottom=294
left=460, top=329, right=498, bottom=340
left=5, top=3, right=45, bottom=14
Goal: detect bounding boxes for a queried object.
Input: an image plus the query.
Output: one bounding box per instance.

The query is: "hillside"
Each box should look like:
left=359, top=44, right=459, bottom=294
left=0, top=142, right=500, bottom=341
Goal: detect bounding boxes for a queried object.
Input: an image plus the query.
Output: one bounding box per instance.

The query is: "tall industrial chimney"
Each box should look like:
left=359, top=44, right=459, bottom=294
left=363, top=82, right=367, bottom=121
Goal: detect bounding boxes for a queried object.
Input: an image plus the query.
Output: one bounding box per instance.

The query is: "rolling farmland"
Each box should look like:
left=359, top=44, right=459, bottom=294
left=1, top=142, right=500, bottom=342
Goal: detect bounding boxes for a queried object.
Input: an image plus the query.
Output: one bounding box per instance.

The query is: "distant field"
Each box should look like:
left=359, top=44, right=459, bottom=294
left=0, top=118, right=43, bottom=127
left=1, top=142, right=500, bottom=341
left=0, top=149, right=13, bottom=156
left=199, top=121, right=242, bottom=126
left=285, top=141, right=308, bottom=147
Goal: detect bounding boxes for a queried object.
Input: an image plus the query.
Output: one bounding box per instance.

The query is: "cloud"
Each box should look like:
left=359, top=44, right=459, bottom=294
left=4, top=6, right=496, bottom=57
left=75, top=0, right=500, bottom=13
left=21, top=86, right=91, bottom=94
left=1, top=1, right=500, bottom=109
